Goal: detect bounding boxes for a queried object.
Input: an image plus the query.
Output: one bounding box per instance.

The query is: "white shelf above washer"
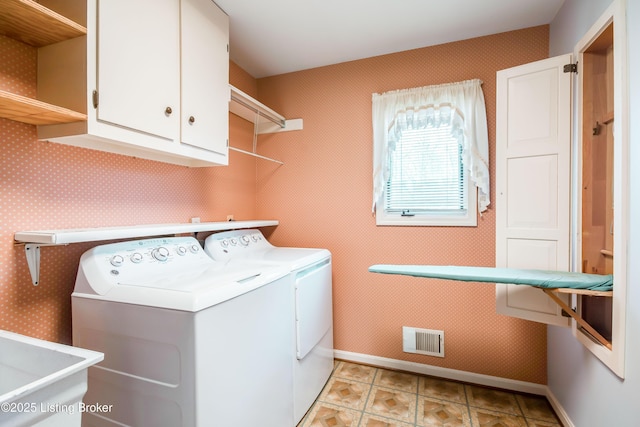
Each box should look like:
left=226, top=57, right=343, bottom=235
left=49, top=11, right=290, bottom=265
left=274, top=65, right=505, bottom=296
left=14, top=220, right=278, bottom=285
left=15, top=220, right=278, bottom=244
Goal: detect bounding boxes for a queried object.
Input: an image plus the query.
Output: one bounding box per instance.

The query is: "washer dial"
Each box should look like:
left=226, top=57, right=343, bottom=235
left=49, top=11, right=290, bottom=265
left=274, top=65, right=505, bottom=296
left=151, top=247, right=170, bottom=262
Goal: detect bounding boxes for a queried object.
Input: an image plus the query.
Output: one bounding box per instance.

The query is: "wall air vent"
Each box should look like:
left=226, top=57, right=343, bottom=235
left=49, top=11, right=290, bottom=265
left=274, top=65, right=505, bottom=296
left=402, top=326, right=444, bottom=357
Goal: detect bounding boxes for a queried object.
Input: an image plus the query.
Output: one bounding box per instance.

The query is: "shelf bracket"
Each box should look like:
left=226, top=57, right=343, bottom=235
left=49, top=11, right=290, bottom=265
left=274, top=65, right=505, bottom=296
left=25, top=244, right=42, bottom=286
left=24, top=243, right=60, bottom=286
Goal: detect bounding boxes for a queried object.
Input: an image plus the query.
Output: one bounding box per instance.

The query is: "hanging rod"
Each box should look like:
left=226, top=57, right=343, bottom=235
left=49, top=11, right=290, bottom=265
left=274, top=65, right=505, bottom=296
left=229, top=146, right=284, bottom=165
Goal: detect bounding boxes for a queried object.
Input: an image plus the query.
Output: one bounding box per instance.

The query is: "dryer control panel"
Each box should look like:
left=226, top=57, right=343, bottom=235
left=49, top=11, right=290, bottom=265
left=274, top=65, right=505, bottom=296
left=204, top=229, right=273, bottom=262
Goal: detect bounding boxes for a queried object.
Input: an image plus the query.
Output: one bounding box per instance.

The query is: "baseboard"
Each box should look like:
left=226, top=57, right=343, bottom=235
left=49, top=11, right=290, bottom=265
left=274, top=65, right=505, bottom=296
left=545, top=388, right=575, bottom=427
left=334, top=349, right=547, bottom=394
left=334, top=350, right=574, bottom=426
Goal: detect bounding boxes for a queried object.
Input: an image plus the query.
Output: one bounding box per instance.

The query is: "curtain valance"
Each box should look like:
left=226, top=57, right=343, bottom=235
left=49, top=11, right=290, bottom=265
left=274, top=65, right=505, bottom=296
left=372, top=79, right=490, bottom=214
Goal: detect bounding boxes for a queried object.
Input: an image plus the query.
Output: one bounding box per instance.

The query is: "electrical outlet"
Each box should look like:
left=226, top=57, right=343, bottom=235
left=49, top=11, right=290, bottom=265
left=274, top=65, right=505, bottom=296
left=190, top=217, right=201, bottom=223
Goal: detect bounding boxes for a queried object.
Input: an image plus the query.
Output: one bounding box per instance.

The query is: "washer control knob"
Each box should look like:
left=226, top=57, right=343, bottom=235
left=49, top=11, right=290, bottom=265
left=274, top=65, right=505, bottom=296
left=176, top=246, right=188, bottom=256
left=220, top=239, right=229, bottom=248
left=110, top=255, right=125, bottom=267
left=130, top=252, right=144, bottom=263
left=240, top=235, right=251, bottom=246
left=152, top=247, right=170, bottom=262
left=230, top=238, right=238, bottom=246
left=251, top=234, right=260, bottom=242
left=189, top=244, right=200, bottom=253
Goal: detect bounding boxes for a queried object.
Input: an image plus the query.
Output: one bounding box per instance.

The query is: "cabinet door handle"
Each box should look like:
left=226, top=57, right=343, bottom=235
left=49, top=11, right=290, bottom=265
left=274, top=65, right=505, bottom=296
left=165, top=106, right=173, bottom=115
left=189, top=116, right=195, bottom=124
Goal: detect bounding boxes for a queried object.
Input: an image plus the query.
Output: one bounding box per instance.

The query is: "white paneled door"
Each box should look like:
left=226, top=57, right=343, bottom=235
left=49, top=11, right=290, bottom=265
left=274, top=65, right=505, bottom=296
left=97, top=0, right=180, bottom=141
left=180, top=0, right=229, bottom=155
left=495, top=54, right=572, bottom=326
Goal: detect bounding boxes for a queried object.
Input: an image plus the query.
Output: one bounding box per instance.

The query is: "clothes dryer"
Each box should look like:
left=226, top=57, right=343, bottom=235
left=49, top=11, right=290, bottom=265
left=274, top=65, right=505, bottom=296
left=204, top=229, right=333, bottom=424
left=72, top=236, right=294, bottom=427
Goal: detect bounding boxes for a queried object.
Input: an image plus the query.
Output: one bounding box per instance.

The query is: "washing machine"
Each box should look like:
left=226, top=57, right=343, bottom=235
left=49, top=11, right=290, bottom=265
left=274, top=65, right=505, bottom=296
left=71, top=236, right=294, bottom=427
left=204, top=229, right=333, bottom=424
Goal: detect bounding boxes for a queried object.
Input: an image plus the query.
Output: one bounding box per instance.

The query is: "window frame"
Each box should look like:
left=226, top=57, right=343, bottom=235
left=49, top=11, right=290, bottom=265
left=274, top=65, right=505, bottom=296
left=376, top=179, right=478, bottom=226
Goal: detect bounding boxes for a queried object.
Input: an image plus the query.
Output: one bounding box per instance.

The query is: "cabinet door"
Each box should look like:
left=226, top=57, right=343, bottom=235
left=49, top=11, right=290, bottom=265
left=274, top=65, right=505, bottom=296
left=495, top=54, right=572, bottom=326
left=181, top=0, right=229, bottom=155
left=97, top=0, right=180, bottom=141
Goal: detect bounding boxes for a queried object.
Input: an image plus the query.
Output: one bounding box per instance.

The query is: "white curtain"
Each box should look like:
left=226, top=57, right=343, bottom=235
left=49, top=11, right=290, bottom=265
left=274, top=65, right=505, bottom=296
left=372, top=79, right=490, bottom=214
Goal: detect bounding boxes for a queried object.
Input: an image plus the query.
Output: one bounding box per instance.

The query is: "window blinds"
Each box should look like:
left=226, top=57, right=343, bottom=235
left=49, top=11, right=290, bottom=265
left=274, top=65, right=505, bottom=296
left=385, top=126, right=466, bottom=213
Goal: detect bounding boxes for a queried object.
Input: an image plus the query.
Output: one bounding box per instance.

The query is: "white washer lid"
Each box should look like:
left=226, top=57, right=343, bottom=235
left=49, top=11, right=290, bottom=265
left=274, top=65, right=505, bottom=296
left=73, top=263, right=288, bottom=312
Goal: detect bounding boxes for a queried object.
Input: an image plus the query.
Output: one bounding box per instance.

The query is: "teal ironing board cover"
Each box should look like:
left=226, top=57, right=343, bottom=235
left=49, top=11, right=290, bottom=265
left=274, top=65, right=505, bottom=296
left=368, top=265, right=613, bottom=292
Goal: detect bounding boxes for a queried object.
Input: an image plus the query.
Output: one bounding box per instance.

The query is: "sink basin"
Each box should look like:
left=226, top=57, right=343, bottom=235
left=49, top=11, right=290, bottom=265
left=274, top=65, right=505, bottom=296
left=0, top=330, right=103, bottom=427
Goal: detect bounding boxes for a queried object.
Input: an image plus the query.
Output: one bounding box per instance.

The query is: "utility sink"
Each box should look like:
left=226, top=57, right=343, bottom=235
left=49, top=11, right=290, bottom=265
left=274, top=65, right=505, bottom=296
left=0, top=330, right=103, bottom=426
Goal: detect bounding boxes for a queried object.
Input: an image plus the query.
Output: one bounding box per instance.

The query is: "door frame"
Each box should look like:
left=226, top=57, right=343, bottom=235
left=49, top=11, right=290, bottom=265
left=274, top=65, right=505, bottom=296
left=572, top=0, right=628, bottom=378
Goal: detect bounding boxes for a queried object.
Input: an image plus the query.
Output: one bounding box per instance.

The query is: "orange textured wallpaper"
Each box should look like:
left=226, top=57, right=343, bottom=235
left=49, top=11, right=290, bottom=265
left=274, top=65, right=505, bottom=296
left=2, top=24, right=552, bottom=387
left=255, top=27, right=550, bottom=384
left=0, top=35, right=258, bottom=343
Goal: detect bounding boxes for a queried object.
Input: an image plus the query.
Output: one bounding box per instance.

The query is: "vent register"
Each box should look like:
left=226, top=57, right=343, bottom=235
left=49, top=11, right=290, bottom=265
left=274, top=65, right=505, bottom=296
left=402, top=326, right=444, bottom=357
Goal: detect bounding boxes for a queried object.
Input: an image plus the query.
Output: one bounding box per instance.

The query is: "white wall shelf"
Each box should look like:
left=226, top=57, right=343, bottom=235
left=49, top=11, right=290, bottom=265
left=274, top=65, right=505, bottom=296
left=229, top=85, right=303, bottom=134
left=14, top=220, right=278, bottom=285
left=229, top=85, right=302, bottom=165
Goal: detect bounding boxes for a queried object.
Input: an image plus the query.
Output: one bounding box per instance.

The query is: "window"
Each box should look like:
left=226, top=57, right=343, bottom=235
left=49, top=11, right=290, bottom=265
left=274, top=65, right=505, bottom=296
left=372, top=79, right=489, bottom=226
left=382, top=124, right=475, bottom=225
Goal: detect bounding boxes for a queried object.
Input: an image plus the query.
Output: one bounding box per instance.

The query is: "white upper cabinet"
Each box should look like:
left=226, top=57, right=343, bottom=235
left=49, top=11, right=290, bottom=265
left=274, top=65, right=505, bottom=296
left=36, top=0, right=230, bottom=167
left=181, top=0, right=229, bottom=155
left=96, top=0, right=180, bottom=142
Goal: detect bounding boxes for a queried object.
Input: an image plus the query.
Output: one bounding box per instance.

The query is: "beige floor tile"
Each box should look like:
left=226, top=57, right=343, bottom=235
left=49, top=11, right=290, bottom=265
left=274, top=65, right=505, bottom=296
left=333, top=361, right=377, bottom=383
left=416, top=396, right=471, bottom=427
left=318, top=377, right=370, bottom=410
left=516, top=394, right=559, bottom=423
left=365, top=385, right=417, bottom=424
left=469, top=407, right=528, bottom=427
left=360, top=413, right=415, bottom=427
left=466, top=385, right=522, bottom=416
left=301, top=402, right=362, bottom=427
left=299, top=362, right=563, bottom=427
left=418, top=377, right=467, bottom=404
left=375, top=368, right=419, bottom=393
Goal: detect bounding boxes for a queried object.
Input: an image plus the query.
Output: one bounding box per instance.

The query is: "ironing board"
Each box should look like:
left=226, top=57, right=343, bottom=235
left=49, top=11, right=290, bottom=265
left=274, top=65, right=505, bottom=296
left=369, top=264, right=613, bottom=349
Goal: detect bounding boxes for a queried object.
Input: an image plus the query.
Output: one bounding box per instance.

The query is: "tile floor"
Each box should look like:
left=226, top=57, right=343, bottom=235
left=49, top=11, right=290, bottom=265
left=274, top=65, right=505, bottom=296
left=298, top=360, right=562, bottom=427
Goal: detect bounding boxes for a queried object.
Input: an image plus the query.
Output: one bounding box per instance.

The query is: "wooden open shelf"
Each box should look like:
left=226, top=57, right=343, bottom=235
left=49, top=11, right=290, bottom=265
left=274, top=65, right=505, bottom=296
left=0, top=90, right=86, bottom=125
left=0, top=0, right=86, bottom=47
left=0, top=0, right=87, bottom=125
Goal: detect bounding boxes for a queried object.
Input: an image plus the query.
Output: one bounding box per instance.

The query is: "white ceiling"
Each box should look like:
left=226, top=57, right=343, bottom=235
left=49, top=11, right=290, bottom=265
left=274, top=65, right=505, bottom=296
left=214, top=0, right=565, bottom=78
